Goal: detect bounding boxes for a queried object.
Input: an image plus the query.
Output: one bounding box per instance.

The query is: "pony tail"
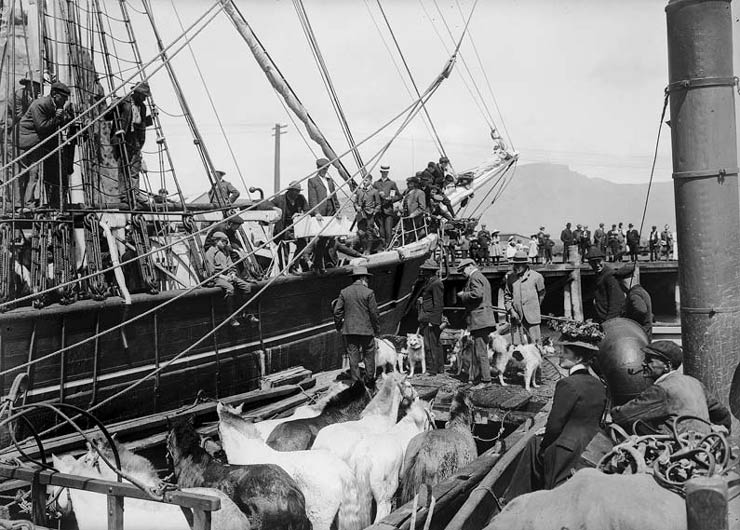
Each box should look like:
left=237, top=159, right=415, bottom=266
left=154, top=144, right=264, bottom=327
left=337, top=466, right=366, bottom=530
left=350, top=448, right=374, bottom=528
left=399, top=451, right=424, bottom=505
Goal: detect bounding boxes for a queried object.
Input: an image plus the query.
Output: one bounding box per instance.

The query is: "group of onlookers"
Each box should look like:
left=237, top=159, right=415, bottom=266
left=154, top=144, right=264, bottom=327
left=563, top=221, right=676, bottom=263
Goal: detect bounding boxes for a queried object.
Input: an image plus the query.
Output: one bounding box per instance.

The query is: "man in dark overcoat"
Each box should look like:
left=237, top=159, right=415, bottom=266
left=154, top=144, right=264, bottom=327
left=457, top=258, right=494, bottom=388
left=586, top=247, right=625, bottom=322
left=417, top=258, right=444, bottom=375
left=333, top=266, right=380, bottom=389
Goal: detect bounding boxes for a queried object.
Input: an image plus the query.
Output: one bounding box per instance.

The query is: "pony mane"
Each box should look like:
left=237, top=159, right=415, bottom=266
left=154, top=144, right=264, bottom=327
left=312, top=381, right=349, bottom=409
left=322, top=380, right=367, bottom=412
left=168, top=417, right=205, bottom=459
left=361, top=373, right=402, bottom=417
left=217, top=402, right=261, bottom=438
left=448, top=390, right=474, bottom=428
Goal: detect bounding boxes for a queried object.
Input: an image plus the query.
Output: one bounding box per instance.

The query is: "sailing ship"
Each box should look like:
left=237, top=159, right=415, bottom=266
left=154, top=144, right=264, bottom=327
left=0, top=0, right=516, bottom=435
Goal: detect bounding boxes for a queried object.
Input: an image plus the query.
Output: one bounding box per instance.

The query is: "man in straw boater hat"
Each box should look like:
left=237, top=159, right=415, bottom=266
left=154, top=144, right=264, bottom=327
left=417, top=258, right=444, bottom=375
left=504, top=250, right=545, bottom=345
left=611, top=341, right=731, bottom=436
left=505, top=322, right=607, bottom=494
left=457, top=257, right=494, bottom=388
left=333, top=266, right=380, bottom=389
left=373, top=163, right=401, bottom=245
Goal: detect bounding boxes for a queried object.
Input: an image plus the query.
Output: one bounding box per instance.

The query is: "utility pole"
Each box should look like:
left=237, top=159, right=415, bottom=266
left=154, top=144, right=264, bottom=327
left=273, top=123, right=288, bottom=194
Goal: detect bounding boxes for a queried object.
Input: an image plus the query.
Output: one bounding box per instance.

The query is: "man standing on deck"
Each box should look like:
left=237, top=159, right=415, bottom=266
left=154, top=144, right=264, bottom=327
left=204, top=232, right=254, bottom=327
left=308, top=158, right=340, bottom=270
left=607, top=224, right=620, bottom=262
left=417, top=258, right=444, bottom=375
left=352, top=173, right=381, bottom=253
left=586, top=247, right=625, bottom=323
left=560, top=222, right=573, bottom=263
left=649, top=225, right=660, bottom=261
left=18, top=81, right=73, bottom=209
left=209, top=170, right=240, bottom=205
left=661, top=225, right=673, bottom=260
left=106, top=81, right=152, bottom=208
left=6, top=72, right=42, bottom=206
left=334, top=266, right=380, bottom=389
left=457, top=258, right=494, bottom=388
left=270, top=180, right=308, bottom=272
left=402, top=175, right=427, bottom=241
left=505, top=250, right=546, bottom=345
left=594, top=223, right=606, bottom=253
left=477, top=224, right=492, bottom=265
left=374, top=164, right=401, bottom=245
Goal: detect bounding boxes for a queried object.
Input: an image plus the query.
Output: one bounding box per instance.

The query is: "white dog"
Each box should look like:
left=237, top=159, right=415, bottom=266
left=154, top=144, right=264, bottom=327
left=375, top=337, right=404, bottom=373
left=404, top=333, right=426, bottom=376
left=490, top=336, right=555, bottom=391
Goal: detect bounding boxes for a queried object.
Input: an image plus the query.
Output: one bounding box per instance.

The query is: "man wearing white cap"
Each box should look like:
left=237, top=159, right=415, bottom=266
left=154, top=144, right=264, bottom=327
left=334, top=266, right=380, bottom=388
left=373, top=164, right=401, bottom=244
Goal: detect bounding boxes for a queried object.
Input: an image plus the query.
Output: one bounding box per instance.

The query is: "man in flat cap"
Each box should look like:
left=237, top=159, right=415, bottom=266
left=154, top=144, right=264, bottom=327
left=17, top=80, right=74, bottom=209
left=457, top=257, right=494, bottom=388
left=333, top=266, right=380, bottom=389
left=402, top=175, right=427, bottom=242
left=352, top=173, right=381, bottom=253
left=373, top=164, right=401, bottom=245
left=106, top=81, right=153, bottom=208
left=611, top=341, right=731, bottom=435
left=586, top=246, right=624, bottom=323
left=626, top=223, right=640, bottom=262
left=204, top=231, right=254, bottom=327
left=209, top=170, right=240, bottom=206
left=270, top=180, right=308, bottom=272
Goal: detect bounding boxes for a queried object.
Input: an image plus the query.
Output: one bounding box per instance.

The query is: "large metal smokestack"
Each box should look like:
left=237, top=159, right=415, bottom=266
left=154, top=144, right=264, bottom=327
left=666, top=0, right=740, bottom=412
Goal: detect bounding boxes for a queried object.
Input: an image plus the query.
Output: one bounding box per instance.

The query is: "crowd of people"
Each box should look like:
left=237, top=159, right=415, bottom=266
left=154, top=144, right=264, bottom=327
left=561, top=221, right=677, bottom=263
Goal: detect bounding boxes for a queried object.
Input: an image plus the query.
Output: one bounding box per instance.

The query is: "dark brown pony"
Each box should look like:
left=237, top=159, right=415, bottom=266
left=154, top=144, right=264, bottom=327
left=266, top=380, right=371, bottom=451
left=166, top=417, right=311, bottom=530
left=400, top=390, right=477, bottom=507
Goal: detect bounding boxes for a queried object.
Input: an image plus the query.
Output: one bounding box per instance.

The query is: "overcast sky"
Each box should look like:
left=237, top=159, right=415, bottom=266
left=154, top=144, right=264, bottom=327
left=123, top=0, right=740, bottom=199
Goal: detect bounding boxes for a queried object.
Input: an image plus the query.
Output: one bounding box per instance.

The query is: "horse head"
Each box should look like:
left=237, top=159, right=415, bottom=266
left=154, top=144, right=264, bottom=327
left=361, top=371, right=405, bottom=418
left=166, top=416, right=201, bottom=469
left=447, top=390, right=475, bottom=429
left=48, top=454, right=77, bottom=517
left=217, top=401, right=261, bottom=442
left=405, top=399, right=436, bottom=431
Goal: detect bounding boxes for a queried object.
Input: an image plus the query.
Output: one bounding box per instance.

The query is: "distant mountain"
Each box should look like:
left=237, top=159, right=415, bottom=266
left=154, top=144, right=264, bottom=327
left=479, top=163, right=675, bottom=239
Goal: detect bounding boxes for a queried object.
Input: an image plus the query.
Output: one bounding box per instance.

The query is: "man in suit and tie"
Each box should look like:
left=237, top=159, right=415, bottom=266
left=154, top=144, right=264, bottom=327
left=504, top=250, right=545, bottom=345
left=308, top=157, right=339, bottom=216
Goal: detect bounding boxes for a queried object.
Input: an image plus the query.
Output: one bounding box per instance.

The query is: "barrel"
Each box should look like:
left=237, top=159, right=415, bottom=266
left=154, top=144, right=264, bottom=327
left=596, top=318, right=650, bottom=405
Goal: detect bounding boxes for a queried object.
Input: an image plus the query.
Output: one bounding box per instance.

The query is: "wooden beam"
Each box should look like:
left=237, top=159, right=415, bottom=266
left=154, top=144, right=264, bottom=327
left=570, top=267, right=583, bottom=322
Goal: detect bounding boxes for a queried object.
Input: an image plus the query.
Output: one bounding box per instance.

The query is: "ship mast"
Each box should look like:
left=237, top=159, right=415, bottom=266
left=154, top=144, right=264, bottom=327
left=665, top=0, right=740, bottom=412
left=220, top=0, right=353, bottom=185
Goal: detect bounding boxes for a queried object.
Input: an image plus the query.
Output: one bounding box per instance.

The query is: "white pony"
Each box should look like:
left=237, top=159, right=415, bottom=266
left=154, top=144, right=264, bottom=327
left=253, top=380, right=349, bottom=441
left=311, top=372, right=410, bottom=463
left=50, top=453, right=250, bottom=530
left=217, top=402, right=365, bottom=530
left=350, top=398, right=434, bottom=523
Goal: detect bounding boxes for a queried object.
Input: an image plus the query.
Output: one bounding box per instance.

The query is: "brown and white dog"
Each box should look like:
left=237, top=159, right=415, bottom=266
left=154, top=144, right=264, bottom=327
left=490, top=337, right=555, bottom=391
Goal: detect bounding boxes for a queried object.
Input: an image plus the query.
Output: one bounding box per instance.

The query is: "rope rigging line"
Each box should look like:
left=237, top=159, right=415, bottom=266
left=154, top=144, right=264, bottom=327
left=29, top=100, right=436, bottom=441
left=167, top=0, right=252, bottom=199
left=362, top=0, right=446, bottom=160
left=0, top=63, right=449, bottom=346
left=292, top=0, right=366, bottom=175
left=630, top=90, right=670, bottom=289
left=453, top=0, right=514, bottom=150
left=465, top=161, right=515, bottom=219
left=0, top=0, right=225, bottom=188
left=374, top=0, right=447, bottom=159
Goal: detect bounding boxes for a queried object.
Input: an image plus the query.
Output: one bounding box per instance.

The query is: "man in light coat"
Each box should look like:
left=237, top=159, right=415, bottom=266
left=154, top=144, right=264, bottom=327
left=504, top=250, right=545, bottom=345
left=333, top=266, right=380, bottom=389
left=307, top=157, right=339, bottom=216
left=457, top=258, right=494, bottom=388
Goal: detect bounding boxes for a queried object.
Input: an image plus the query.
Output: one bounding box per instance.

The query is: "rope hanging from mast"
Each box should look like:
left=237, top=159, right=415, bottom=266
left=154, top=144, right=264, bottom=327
left=292, top=0, right=366, bottom=176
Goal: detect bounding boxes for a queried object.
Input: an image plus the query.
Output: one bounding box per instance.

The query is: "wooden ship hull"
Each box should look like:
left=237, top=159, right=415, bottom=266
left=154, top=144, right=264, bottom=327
left=0, top=249, right=429, bottom=434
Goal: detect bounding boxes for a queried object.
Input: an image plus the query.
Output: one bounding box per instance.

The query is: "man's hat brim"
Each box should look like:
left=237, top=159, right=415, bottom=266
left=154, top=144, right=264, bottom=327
left=556, top=339, right=600, bottom=351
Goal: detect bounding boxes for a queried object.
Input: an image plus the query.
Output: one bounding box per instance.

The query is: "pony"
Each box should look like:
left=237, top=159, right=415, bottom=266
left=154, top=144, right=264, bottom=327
left=253, top=380, right=349, bottom=441
left=311, top=372, right=412, bottom=463
left=400, top=390, right=477, bottom=507
left=86, top=429, right=158, bottom=479
left=350, top=399, right=435, bottom=524
left=265, top=380, right=371, bottom=451
left=166, top=416, right=311, bottom=530
left=217, top=401, right=366, bottom=530
left=50, top=453, right=250, bottom=530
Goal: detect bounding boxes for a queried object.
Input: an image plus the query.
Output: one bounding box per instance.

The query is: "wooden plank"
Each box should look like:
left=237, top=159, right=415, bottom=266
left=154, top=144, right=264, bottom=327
left=2, top=383, right=308, bottom=460
left=0, top=465, right=221, bottom=511
left=108, top=494, right=124, bottom=530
